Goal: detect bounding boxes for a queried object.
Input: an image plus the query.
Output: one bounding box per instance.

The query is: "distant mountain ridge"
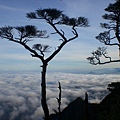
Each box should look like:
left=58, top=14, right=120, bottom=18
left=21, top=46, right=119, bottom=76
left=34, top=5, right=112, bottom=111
left=88, top=68, right=120, bottom=74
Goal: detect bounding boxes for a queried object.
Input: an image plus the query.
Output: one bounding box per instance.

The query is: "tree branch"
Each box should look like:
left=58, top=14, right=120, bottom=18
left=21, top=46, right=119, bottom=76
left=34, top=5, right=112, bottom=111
left=48, top=21, right=67, bottom=42
left=45, top=23, right=78, bottom=62
left=46, top=41, right=67, bottom=62
left=68, top=26, right=78, bottom=42
left=11, top=39, right=44, bottom=61
left=94, top=59, right=120, bottom=65
left=104, top=42, right=120, bottom=47
left=56, top=81, right=62, bottom=120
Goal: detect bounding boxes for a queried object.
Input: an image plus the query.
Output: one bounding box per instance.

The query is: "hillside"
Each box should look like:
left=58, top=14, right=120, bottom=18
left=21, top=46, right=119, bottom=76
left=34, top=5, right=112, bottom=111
left=50, top=82, right=120, bottom=120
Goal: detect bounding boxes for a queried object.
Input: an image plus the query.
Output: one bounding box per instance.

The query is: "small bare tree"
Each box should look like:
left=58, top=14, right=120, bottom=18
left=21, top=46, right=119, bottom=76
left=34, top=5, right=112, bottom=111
left=87, top=0, right=120, bottom=65
left=0, top=8, right=89, bottom=120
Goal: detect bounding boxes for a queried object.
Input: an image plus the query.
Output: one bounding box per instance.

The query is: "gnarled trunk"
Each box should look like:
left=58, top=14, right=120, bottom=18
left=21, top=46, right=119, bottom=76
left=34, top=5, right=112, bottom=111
left=41, top=61, right=50, bottom=120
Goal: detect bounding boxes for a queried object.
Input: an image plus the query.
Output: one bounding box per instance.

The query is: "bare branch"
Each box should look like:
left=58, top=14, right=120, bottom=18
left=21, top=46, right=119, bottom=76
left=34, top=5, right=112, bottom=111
left=59, top=39, right=64, bottom=41
left=60, top=29, right=65, bottom=36
left=57, top=81, right=62, bottom=120
left=22, top=39, right=33, bottom=44
left=68, top=26, right=78, bottom=42
left=45, top=22, right=78, bottom=62
left=51, top=32, right=57, bottom=34
left=48, top=21, right=67, bottom=42
left=91, top=59, right=120, bottom=65
left=87, top=47, right=112, bottom=65
left=46, top=41, right=67, bottom=62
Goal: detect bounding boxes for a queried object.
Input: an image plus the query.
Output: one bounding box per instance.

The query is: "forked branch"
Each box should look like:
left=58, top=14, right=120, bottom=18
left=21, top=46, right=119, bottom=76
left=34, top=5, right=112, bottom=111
left=87, top=47, right=120, bottom=65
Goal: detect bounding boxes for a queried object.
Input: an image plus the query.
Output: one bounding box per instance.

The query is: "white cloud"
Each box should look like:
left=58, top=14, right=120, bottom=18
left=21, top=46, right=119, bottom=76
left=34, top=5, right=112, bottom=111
left=0, top=71, right=120, bottom=119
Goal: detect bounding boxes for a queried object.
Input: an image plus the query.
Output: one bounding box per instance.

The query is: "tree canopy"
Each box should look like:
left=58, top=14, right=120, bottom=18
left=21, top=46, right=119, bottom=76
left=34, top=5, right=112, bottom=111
left=87, top=0, right=120, bottom=65
left=26, top=8, right=89, bottom=27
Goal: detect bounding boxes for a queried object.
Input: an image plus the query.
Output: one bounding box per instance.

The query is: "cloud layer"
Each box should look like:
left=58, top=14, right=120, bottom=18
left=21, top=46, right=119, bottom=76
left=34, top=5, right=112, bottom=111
left=0, top=71, right=120, bottom=120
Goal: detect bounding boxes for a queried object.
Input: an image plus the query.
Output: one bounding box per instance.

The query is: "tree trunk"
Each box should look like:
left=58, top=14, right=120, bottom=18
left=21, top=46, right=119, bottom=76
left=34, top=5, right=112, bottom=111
left=41, top=61, right=50, bottom=120
left=84, top=92, right=89, bottom=120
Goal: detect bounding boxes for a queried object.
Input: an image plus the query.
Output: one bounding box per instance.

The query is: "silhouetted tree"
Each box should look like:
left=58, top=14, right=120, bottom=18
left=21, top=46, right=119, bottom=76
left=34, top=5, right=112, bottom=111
left=57, top=82, right=62, bottom=120
left=84, top=92, right=89, bottom=120
left=0, top=8, right=89, bottom=120
left=53, top=82, right=62, bottom=120
left=87, top=0, right=120, bottom=65
left=107, top=82, right=120, bottom=92
left=98, top=82, right=120, bottom=120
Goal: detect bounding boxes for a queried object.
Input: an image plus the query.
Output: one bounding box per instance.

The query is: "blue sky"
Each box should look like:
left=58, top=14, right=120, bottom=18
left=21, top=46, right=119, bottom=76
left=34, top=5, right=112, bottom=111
left=0, top=0, right=119, bottom=72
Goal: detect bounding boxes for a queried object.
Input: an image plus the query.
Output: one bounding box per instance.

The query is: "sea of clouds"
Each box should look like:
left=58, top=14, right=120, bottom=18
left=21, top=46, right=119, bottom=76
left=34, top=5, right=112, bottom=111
left=0, top=71, right=120, bottom=120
